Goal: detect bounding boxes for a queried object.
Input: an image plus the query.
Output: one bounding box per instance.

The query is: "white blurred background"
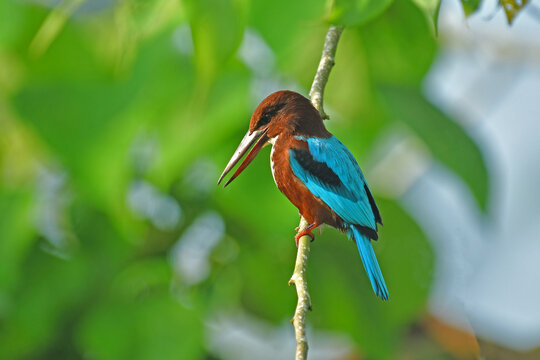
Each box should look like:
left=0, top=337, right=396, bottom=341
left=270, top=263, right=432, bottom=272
left=407, top=0, right=540, bottom=352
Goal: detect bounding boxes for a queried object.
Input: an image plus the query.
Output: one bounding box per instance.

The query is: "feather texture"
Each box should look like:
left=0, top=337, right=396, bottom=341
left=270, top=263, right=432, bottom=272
left=289, top=136, right=388, bottom=299
left=289, top=136, right=381, bottom=232
left=348, top=226, right=389, bottom=300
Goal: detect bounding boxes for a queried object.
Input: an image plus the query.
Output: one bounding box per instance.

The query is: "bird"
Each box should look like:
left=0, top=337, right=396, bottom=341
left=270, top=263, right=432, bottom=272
left=218, top=90, right=388, bottom=300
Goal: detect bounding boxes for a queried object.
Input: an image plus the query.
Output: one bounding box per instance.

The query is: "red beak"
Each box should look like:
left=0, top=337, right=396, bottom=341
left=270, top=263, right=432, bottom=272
left=218, top=128, right=269, bottom=187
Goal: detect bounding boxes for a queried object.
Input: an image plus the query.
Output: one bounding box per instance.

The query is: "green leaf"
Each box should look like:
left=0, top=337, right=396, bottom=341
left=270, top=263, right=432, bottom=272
left=411, top=0, right=442, bottom=35
left=237, top=245, right=297, bottom=323
left=0, top=202, right=131, bottom=359
left=500, top=0, right=529, bottom=24
left=461, top=0, right=483, bottom=17
left=248, top=0, right=327, bottom=66
left=0, top=188, right=35, bottom=308
left=28, top=0, right=86, bottom=58
left=0, top=0, right=45, bottom=52
left=325, top=0, right=394, bottom=26
left=380, top=86, right=490, bottom=211
left=12, top=20, right=132, bottom=210
left=0, top=241, right=92, bottom=359
left=77, top=260, right=204, bottom=360
left=184, top=0, right=247, bottom=81
left=79, top=296, right=204, bottom=360
left=359, top=0, right=437, bottom=85
left=12, top=16, right=195, bottom=218
left=155, top=63, right=250, bottom=185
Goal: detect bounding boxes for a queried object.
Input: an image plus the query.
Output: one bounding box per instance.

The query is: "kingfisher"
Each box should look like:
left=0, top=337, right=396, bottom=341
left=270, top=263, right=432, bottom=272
left=218, top=90, right=388, bottom=300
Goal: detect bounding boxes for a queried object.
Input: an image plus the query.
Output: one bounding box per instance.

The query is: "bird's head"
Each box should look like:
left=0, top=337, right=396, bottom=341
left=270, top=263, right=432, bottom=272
left=218, top=90, right=327, bottom=186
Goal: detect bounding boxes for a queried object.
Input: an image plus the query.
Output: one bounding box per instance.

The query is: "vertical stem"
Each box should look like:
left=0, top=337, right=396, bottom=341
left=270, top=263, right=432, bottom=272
left=289, top=25, right=344, bottom=360
left=309, top=25, right=344, bottom=120
left=288, top=217, right=312, bottom=359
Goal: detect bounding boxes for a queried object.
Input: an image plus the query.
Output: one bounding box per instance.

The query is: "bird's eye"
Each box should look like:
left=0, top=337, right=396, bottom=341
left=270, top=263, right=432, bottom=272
left=256, top=103, right=286, bottom=129
left=258, top=113, right=272, bottom=127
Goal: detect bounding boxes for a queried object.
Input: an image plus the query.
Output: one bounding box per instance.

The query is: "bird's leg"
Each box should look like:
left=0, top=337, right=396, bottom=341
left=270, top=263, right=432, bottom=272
left=295, top=222, right=319, bottom=246
left=295, top=212, right=303, bottom=231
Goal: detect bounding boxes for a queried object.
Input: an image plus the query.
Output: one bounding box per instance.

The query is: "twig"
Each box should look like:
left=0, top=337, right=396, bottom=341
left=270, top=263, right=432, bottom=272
left=288, top=217, right=312, bottom=359
left=289, top=24, right=344, bottom=360
left=309, top=25, right=344, bottom=120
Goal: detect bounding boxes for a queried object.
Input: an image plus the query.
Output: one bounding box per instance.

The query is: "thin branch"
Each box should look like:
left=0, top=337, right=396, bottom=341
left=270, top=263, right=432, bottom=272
left=309, top=26, right=344, bottom=120
left=289, top=24, right=344, bottom=360
left=288, top=217, right=312, bottom=360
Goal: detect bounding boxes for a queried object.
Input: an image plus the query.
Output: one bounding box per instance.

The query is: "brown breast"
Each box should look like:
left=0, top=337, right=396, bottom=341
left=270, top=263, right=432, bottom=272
left=270, top=135, right=344, bottom=230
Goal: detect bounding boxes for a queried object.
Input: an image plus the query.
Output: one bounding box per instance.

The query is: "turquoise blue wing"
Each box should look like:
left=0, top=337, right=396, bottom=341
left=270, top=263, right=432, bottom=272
left=290, top=136, right=388, bottom=299
left=289, top=136, right=381, bottom=233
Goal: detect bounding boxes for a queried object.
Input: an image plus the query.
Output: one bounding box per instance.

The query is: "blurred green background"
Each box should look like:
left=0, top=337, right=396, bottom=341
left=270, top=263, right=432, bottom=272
left=0, top=0, right=523, bottom=359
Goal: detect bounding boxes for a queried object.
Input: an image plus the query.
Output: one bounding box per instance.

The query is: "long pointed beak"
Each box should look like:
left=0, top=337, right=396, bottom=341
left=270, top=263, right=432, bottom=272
left=218, top=129, right=269, bottom=187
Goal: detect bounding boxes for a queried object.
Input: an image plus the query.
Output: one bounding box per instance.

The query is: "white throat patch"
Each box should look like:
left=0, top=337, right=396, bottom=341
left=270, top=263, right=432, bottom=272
left=267, top=136, right=278, bottom=145
left=269, top=135, right=279, bottom=185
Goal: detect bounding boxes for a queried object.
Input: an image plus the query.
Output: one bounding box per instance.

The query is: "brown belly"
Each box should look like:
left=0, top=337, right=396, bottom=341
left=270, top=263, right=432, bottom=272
left=270, top=138, right=345, bottom=231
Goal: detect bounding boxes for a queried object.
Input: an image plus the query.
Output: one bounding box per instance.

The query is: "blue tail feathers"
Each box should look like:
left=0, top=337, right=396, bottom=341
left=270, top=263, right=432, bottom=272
left=348, top=225, right=389, bottom=300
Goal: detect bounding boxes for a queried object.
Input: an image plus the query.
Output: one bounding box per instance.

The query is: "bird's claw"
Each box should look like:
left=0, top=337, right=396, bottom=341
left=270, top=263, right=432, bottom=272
left=295, top=231, right=314, bottom=247
left=294, top=222, right=318, bottom=246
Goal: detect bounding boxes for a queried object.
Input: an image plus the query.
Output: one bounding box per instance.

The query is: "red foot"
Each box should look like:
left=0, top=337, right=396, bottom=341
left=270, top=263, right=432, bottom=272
left=295, top=222, right=318, bottom=246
